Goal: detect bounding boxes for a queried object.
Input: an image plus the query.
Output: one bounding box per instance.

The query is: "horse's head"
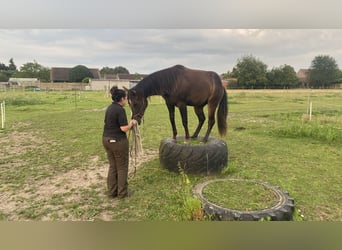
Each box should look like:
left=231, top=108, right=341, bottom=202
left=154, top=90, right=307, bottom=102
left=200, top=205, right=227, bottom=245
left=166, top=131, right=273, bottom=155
left=127, top=89, right=148, bottom=125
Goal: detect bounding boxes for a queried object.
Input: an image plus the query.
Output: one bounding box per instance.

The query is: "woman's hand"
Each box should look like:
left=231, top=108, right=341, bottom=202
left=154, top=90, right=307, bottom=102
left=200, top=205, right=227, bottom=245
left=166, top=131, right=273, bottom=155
left=130, top=119, right=138, bottom=127
left=121, top=119, right=138, bottom=132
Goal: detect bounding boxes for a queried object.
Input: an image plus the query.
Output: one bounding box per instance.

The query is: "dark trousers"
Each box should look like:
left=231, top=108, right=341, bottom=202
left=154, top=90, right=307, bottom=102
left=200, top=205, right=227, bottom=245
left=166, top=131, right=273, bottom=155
left=102, top=137, right=129, bottom=198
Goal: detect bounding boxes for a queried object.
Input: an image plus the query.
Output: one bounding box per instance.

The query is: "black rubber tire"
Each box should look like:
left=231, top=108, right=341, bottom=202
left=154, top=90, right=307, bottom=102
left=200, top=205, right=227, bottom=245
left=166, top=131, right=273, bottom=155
left=192, top=178, right=295, bottom=221
left=159, top=136, right=228, bottom=175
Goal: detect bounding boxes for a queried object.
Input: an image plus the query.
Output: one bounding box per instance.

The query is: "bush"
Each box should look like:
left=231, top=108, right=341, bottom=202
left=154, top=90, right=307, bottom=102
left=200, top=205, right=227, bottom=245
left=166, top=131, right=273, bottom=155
left=82, top=77, right=91, bottom=83
left=69, top=65, right=93, bottom=82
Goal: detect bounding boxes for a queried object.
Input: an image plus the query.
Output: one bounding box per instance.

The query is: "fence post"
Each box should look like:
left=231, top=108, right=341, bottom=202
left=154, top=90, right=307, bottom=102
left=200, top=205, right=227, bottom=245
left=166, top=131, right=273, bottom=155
left=1, top=100, right=5, bottom=129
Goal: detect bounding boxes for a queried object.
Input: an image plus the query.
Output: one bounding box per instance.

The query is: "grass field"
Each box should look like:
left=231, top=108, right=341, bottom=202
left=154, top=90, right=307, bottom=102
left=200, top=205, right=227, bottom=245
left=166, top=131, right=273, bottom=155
left=0, top=88, right=341, bottom=221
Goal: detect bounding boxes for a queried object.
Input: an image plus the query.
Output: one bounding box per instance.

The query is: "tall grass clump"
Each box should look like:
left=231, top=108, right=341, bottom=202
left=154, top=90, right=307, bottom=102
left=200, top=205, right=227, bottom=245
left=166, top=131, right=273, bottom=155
left=178, top=167, right=205, bottom=221
left=271, top=121, right=341, bottom=144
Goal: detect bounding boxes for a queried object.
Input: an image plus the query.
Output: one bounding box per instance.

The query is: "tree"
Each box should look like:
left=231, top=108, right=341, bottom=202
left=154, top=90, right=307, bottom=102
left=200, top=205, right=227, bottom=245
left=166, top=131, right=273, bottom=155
left=0, top=72, right=8, bottom=82
left=8, top=58, right=17, bottom=71
left=0, top=62, right=8, bottom=71
left=337, top=69, right=342, bottom=83
left=308, top=55, right=340, bottom=88
left=133, top=73, right=142, bottom=80
left=18, top=61, right=41, bottom=77
left=267, top=64, right=299, bottom=88
left=220, top=71, right=233, bottom=80
left=100, top=66, right=130, bottom=77
left=231, top=55, right=268, bottom=89
left=69, top=65, right=94, bottom=82
left=13, top=60, right=50, bottom=82
left=113, top=66, right=129, bottom=74
left=0, top=59, right=18, bottom=81
left=100, top=66, right=116, bottom=77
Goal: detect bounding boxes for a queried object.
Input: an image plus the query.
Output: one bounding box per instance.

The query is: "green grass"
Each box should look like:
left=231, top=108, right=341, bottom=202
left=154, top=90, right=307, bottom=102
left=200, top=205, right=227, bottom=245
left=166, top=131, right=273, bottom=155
left=202, top=180, right=279, bottom=211
left=0, top=88, right=341, bottom=221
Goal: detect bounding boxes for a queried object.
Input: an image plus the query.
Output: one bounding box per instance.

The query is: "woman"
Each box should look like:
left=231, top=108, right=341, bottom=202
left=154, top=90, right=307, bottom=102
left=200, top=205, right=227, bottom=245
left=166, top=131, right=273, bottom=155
left=102, top=86, right=137, bottom=199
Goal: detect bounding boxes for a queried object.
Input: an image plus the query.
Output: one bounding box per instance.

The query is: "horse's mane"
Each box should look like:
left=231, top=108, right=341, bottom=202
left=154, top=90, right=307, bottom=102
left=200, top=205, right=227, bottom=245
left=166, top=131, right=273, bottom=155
left=135, top=65, right=185, bottom=97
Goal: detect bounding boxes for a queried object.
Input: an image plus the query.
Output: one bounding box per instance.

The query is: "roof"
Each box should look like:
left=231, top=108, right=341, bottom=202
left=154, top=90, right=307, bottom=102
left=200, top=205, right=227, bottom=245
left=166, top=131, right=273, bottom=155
left=103, top=73, right=148, bottom=80
left=9, top=78, right=38, bottom=82
left=90, top=69, right=101, bottom=79
left=50, top=67, right=101, bottom=82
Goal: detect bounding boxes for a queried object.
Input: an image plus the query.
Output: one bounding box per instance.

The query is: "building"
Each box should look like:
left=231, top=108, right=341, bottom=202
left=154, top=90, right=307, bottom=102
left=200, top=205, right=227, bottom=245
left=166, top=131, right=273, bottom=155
left=89, top=74, right=148, bottom=91
left=50, top=67, right=101, bottom=82
left=8, top=78, right=39, bottom=86
left=297, top=69, right=309, bottom=87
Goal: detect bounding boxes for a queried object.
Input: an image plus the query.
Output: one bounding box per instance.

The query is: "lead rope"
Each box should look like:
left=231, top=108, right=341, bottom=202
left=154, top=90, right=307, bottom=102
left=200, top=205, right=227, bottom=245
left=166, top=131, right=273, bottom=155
left=128, top=120, right=144, bottom=179
left=127, top=128, right=135, bottom=179
left=127, top=110, right=136, bottom=179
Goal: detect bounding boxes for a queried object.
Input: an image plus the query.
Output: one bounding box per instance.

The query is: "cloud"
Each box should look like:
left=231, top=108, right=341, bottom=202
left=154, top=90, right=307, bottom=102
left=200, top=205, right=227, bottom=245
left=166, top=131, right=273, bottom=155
left=2, top=0, right=342, bottom=28
left=1, top=29, right=342, bottom=74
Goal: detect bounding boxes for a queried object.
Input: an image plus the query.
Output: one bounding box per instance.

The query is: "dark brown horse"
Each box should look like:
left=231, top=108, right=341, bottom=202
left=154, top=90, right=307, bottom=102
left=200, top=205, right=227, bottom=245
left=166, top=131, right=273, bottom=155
left=126, top=65, right=228, bottom=142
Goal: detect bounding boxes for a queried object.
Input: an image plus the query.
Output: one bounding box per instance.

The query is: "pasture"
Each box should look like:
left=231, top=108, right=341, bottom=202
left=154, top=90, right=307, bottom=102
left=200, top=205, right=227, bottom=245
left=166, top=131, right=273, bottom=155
left=0, top=88, right=341, bottom=221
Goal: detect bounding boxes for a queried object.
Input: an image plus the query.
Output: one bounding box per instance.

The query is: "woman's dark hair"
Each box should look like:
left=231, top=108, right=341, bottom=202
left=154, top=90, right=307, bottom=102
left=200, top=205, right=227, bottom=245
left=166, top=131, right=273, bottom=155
left=110, top=86, right=126, bottom=102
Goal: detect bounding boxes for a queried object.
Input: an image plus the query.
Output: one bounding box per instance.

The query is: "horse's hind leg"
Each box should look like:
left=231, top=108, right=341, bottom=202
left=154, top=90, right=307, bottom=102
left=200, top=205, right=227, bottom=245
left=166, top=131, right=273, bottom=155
left=178, top=105, right=190, bottom=140
left=202, top=103, right=217, bottom=142
left=191, top=106, right=205, bottom=139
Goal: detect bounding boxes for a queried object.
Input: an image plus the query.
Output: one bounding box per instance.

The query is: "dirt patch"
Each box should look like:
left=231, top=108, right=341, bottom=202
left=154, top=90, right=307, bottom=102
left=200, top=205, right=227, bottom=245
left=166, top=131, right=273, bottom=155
left=26, top=149, right=157, bottom=198
left=0, top=130, right=46, bottom=157
left=0, top=127, right=158, bottom=221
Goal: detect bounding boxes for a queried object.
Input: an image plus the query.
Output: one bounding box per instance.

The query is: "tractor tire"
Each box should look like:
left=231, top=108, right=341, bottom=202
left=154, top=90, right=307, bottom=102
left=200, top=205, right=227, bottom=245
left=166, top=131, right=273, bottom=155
left=159, top=136, right=228, bottom=175
left=192, top=178, right=295, bottom=221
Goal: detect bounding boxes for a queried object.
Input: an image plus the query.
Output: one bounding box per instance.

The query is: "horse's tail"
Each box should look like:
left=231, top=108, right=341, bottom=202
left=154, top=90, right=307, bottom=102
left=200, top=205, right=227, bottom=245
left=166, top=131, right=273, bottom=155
left=217, top=87, right=228, bottom=137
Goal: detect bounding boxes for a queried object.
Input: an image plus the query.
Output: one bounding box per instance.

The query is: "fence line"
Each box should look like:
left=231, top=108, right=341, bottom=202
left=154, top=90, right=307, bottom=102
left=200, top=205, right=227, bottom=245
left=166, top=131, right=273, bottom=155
left=1, top=82, right=88, bottom=91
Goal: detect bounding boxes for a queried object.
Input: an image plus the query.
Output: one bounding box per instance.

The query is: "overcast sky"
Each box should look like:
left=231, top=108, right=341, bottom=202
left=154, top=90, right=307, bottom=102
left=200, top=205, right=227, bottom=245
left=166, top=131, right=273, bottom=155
left=1, top=29, right=342, bottom=74
left=1, top=1, right=342, bottom=74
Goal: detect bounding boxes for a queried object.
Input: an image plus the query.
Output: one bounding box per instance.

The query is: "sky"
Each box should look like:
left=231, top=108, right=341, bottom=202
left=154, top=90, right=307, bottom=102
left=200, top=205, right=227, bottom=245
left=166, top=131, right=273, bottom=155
left=1, top=29, right=342, bottom=75
left=1, top=1, right=342, bottom=75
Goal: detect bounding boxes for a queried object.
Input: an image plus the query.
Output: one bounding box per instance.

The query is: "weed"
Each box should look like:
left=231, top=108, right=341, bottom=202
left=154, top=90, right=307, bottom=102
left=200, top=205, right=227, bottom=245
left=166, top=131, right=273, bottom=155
left=293, top=208, right=305, bottom=221
left=259, top=216, right=272, bottom=222
left=0, top=212, right=7, bottom=220
left=221, top=160, right=239, bottom=175
left=179, top=167, right=206, bottom=221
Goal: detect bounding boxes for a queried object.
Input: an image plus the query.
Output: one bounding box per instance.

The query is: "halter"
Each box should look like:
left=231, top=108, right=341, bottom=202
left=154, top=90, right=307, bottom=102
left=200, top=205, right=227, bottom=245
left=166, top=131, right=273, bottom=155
left=128, top=95, right=146, bottom=122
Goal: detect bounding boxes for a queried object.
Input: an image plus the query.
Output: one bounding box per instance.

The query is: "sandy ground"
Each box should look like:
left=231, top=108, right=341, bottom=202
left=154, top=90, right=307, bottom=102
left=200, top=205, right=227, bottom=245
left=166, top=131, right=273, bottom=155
left=0, top=127, right=158, bottom=221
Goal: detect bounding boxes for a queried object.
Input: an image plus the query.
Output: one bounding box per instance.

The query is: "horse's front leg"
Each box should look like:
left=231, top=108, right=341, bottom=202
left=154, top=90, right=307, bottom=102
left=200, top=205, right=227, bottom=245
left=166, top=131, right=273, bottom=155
left=178, top=105, right=190, bottom=141
left=166, top=104, right=177, bottom=141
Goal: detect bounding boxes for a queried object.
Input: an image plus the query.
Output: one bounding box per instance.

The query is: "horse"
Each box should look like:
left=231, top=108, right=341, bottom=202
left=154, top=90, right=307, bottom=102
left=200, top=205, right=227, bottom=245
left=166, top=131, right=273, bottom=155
left=126, top=65, right=228, bottom=143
